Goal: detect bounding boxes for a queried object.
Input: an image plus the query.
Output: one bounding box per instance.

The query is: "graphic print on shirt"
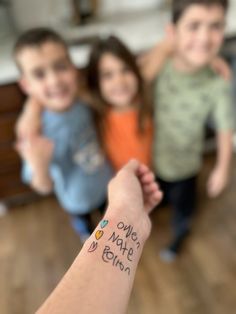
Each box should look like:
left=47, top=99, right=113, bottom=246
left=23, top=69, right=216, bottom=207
left=72, top=127, right=105, bottom=174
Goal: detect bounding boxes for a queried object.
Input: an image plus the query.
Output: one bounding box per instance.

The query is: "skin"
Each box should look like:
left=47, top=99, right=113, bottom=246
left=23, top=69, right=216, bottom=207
left=16, top=16, right=233, bottom=197
left=98, top=53, right=138, bottom=110
left=170, top=4, right=226, bottom=72
left=37, top=160, right=163, bottom=314
left=16, top=135, right=54, bottom=194
left=17, top=41, right=78, bottom=112
left=168, top=4, right=233, bottom=197
left=139, top=4, right=233, bottom=198
left=15, top=42, right=79, bottom=193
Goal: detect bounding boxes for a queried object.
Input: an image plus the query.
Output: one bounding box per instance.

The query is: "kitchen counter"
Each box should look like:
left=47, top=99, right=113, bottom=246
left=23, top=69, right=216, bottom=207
left=1, top=4, right=236, bottom=86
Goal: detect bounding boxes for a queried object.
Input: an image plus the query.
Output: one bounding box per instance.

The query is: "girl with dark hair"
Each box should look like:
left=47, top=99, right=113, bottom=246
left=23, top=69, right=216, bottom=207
left=86, top=35, right=153, bottom=171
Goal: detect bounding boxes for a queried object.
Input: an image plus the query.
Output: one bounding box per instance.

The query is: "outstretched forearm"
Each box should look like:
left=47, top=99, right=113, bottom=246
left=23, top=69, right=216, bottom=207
left=36, top=160, right=162, bottom=314
left=37, top=211, right=147, bottom=314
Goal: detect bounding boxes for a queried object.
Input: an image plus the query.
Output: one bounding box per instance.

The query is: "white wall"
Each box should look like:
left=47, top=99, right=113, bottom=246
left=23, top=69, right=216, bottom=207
left=98, top=0, right=163, bottom=16
left=10, top=0, right=164, bottom=31
left=10, top=0, right=72, bottom=31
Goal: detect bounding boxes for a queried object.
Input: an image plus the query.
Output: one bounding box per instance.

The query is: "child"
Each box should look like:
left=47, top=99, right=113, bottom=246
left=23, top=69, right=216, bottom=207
left=86, top=36, right=153, bottom=171
left=17, top=34, right=228, bottom=171
left=17, top=36, right=155, bottom=172
left=151, top=0, right=234, bottom=260
left=87, top=35, right=230, bottom=171
left=14, top=28, right=113, bottom=243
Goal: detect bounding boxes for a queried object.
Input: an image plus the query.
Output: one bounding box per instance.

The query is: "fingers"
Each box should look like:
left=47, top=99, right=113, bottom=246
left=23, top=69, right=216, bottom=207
left=137, top=163, right=149, bottom=175
left=121, top=159, right=140, bottom=174
left=145, top=190, right=163, bottom=214
left=136, top=163, right=163, bottom=213
left=14, top=139, right=29, bottom=158
left=117, top=160, right=163, bottom=214
left=139, top=172, right=155, bottom=184
left=143, top=182, right=159, bottom=194
left=137, top=163, right=156, bottom=185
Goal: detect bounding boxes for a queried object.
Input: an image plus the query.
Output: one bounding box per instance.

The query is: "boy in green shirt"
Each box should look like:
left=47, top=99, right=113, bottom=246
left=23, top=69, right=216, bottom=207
left=153, top=0, right=234, bottom=261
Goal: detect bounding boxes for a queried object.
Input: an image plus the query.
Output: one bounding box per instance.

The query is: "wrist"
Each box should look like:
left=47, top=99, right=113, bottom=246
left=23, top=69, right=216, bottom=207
left=104, top=208, right=151, bottom=245
left=31, top=167, right=52, bottom=194
left=83, top=215, right=146, bottom=277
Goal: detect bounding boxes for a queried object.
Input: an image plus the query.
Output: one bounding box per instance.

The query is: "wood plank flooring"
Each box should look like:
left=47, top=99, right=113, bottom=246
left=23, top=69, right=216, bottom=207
left=0, top=155, right=236, bottom=314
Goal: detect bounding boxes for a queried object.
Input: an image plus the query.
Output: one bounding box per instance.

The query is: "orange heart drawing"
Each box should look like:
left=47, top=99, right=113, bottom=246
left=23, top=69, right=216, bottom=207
left=95, top=230, right=104, bottom=240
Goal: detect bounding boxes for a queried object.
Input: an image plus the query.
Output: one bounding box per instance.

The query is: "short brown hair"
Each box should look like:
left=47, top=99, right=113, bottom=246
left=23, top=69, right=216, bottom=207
left=14, top=27, right=67, bottom=68
left=172, top=0, right=229, bottom=23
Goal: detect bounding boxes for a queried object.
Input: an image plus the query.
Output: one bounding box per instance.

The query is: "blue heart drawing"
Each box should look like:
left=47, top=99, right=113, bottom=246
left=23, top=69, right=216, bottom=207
left=100, top=220, right=108, bottom=228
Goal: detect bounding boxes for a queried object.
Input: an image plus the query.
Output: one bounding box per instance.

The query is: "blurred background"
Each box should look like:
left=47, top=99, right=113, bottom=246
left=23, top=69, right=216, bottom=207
left=0, top=1, right=236, bottom=313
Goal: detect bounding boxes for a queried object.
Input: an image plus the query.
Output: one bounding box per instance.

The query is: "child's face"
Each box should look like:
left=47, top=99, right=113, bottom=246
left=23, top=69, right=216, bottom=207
left=18, top=42, right=78, bottom=111
left=99, top=53, right=138, bottom=109
left=172, top=4, right=226, bottom=69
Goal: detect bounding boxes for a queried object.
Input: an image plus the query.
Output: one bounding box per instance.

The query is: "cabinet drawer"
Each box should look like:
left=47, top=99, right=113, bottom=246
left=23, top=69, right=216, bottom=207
left=0, top=112, right=18, bottom=144
left=0, top=83, right=25, bottom=113
left=0, top=145, right=21, bottom=174
left=0, top=179, right=31, bottom=199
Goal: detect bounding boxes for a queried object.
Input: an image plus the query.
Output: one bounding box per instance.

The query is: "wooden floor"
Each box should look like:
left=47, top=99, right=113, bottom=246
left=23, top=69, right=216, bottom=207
left=0, top=155, right=236, bottom=314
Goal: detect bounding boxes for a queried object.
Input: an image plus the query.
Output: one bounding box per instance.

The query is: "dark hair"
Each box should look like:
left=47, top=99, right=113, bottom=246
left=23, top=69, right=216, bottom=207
left=172, top=0, right=229, bottom=24
left=86, top=35, right=152, bottom=137
left=14, top=27, right=68, bottom=67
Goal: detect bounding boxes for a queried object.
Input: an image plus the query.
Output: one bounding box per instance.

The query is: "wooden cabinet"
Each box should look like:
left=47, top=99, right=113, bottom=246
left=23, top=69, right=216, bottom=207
left=0, top=83, right=36, bottom=207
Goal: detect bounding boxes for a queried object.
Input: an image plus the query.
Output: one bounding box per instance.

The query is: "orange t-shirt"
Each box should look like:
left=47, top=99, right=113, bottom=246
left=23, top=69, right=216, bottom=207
left=103, top=109, right=153, bottom=171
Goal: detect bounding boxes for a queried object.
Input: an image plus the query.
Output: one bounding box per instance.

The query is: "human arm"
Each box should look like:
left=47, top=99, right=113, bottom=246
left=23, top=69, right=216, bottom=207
left=210, top=56, right=232, bottom=81
left=16, top=136, right=54, bottom=194
left=207, top=130, right=233, bottom=198
left=207, top=79, right=234, bottom=198
left=15, top=97, right=43, bottom=140
left=138, top=38, right=174, bottom=83
left=138, top=35, right=231, bottom=83
left=37, top=160, right=163, bottom=314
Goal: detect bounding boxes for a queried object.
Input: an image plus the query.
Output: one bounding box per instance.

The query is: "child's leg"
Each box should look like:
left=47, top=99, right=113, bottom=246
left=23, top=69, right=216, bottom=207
left=170, top=176, right=197, bottom=239
left=155, top=177, right=169, bottom=209
left=160, top=176, right=197, bottom=261
left=70, top=213, right=94, bottom=243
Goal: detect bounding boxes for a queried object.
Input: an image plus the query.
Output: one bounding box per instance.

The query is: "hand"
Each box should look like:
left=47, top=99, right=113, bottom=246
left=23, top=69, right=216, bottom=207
left=107, top=160, right=163, bottom=239
left=207, top=166, right=229, bottom=198
left=15, top=136, right=54, bottom=172
left=15, top=98, right=42, bottom=140
left=210, top=57, right=232, bottom=81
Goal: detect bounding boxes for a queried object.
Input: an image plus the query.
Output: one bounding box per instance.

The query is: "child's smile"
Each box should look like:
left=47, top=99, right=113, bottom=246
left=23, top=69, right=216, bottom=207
left=172, top=4, right=225, bottom=71
left=99, top=53, right=138, bottom=109
left=18, top=42, right=78, bottom=112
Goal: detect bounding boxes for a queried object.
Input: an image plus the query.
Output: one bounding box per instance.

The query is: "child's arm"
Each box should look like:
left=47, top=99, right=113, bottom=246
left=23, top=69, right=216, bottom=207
left=138, top=38, right=174, bottom=83
left=37, top=160, right=163, bottom=314
left=207, top=130, right=233, bottom=198
left=16, top=136, right=54, bottom=194
left=15, top=97, right=43, bottom=140
left=210, top=57, right=232, bottom=81
left=138, top=35, right=231, bottom=83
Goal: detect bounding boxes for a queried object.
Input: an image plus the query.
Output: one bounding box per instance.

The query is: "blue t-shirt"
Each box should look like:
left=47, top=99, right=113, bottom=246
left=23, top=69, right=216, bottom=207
left=22, top=100, right=113, bottom=214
